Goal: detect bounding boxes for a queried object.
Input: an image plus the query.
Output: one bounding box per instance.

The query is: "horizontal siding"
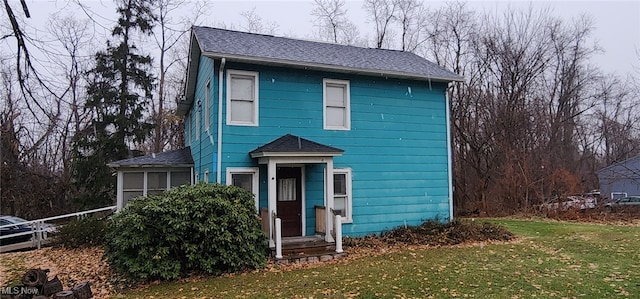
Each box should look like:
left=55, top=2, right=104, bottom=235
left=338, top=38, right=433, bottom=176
left=190, top=60, right=451, bottom=236
left=188, top=56, right=217, bottom=181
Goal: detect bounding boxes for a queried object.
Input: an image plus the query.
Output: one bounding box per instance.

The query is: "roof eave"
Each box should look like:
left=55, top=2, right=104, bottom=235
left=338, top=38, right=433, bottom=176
left=202, top=52, right=464, bottom=83
left=108, top=163, right=194, bottom=169
left=250, top=151, right=343, bottom=158
left=176, top=32, right=202, bottom=116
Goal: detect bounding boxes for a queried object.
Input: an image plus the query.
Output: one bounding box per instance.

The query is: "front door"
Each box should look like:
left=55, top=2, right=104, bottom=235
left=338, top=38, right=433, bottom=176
left=276, top=167, right=302, bottom=237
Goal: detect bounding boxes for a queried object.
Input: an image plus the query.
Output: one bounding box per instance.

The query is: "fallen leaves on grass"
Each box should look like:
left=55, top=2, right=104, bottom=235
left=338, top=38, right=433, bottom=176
left=0, top=247, right=114, bottom=298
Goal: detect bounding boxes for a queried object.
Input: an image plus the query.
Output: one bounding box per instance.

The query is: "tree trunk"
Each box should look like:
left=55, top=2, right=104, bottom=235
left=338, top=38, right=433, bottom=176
left=72, top=281, right=93, bottom=299
left=43, top=276, right=63, bottom=296
left=21, top=268, right=48, bottom=287
left=53, top=290, right=75, bottom=299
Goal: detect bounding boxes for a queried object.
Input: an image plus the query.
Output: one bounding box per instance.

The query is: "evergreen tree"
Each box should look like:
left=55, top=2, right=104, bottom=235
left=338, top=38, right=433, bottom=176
left=71, top=0, right=157, bottom=209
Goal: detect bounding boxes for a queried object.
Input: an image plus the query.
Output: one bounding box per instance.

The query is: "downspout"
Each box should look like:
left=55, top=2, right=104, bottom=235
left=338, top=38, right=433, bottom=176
left=445, top=84, right=454, bottom=221
left=216, top=58, right=226, bottom=183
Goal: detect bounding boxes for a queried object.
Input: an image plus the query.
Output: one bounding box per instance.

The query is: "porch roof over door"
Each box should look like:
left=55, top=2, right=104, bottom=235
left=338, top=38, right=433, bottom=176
left=249, top=134, right=344, bottom=158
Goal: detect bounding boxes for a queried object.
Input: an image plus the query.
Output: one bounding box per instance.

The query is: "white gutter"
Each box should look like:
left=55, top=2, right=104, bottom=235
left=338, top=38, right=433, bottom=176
left=445, top=86, right=454, bottom=221
left=216, top=58, right=226, bottom=183
left=202, top=52, right=465, bottom=83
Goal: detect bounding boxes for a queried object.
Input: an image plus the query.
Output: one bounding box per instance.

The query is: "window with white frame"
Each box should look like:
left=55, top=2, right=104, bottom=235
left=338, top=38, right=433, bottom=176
left=226, top=167, right=260, bottom=213
left=205, top=80, right=211, bottom=131
left=333, top=168, right=352, bottom=222
left=203, top=170, right=209, bottom=183
left=122, top=172, right=144, bottom=207
left=227, top=70, right=259, bottom=126
left=146, top=172, right=167, bottom=196
left=323, top=79, right=350, bottom=130
left=120, top=169, right=191, bottom=207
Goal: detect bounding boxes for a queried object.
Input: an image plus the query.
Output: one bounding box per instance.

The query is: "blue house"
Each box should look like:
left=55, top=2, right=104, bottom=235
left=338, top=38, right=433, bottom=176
left=116, top=26, right=462, bottom=248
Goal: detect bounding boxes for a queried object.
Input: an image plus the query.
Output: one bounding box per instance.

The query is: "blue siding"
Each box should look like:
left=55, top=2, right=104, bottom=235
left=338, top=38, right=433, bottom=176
left=305, top=164, right=325, bottom=236
left=187, top=57, right=218, bottom=181
left=189, top=60, right=451, bottom=237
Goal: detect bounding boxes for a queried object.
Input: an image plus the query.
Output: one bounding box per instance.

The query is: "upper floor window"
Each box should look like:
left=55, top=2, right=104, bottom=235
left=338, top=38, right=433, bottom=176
left=323, top=79, right=350, bottom=130
left=227, top=70, right=259, bottom=126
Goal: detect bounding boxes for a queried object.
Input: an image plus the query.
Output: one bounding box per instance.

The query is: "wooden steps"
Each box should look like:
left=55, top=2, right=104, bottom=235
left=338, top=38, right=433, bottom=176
left=272, top=236, right=345, bottom=264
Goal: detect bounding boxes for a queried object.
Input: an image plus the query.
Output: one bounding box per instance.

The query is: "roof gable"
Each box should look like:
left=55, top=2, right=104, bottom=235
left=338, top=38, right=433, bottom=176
left=250, top=134, right=343, bottom=158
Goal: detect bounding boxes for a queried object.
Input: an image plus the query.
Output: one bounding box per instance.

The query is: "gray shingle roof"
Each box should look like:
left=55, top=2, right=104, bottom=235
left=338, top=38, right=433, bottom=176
left=108, top=147, right=194, bottom=168
left=250, top=134, right=343, bottom=157
left=192, top=26, right=463, bottom=82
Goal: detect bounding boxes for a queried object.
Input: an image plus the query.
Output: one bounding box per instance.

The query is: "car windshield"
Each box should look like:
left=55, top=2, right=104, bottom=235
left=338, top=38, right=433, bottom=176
left=2, top=216, right=28, bottom=224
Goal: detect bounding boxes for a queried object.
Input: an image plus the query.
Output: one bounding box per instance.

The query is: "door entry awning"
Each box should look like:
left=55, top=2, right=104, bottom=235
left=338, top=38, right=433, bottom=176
left=249, top=134, right=344, bottom=158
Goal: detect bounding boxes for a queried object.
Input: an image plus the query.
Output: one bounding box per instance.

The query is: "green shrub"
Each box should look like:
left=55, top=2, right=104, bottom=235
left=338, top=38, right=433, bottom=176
left=52, top=216, right=109, bottom=248
left=103, top=183, right=268, bottom=281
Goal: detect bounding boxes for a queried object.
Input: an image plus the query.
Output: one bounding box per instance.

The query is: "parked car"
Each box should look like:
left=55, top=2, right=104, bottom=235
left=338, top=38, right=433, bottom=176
left=604, top=196, right=640, bottom=209
left=0, top=216, right=56, bottom=245
left=539, top=195, right=598, bottom=211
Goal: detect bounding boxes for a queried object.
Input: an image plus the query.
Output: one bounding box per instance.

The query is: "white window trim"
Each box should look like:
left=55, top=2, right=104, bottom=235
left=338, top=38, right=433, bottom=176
left=205, top=80, right=211, bottom=131
left=226, top=167, right=260, bottom=213
left=333, top=168, right=353, bottom=223
left=227, top=70, right=259, bottom=126
left=203, top=169, right=209, bottom=183
left=118, top=169, right=192, bottom=210
left=323, top=78, right=351, bottom=130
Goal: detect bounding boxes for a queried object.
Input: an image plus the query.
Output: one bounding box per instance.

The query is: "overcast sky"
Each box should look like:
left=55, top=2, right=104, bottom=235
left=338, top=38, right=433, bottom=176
left=211, top=0, right=640, bottom=77
left=6, top=0, right=640, bottom=77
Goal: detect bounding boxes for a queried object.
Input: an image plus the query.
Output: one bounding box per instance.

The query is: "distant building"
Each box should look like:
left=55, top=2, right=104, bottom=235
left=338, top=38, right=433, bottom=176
left=597, top=155, right=640, bottom=199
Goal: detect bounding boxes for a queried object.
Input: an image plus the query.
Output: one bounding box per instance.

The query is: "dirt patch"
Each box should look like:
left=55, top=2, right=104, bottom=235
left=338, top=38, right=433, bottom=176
left=0, top=247, right=114, bottom=298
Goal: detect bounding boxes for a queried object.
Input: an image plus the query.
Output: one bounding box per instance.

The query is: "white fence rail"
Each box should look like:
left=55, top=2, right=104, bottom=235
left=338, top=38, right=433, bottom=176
left=0, top=206, right=116, bottom=253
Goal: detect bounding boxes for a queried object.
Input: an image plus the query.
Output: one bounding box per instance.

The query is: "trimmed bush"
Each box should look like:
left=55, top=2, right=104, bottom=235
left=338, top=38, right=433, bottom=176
left=52, top=216, right=109, bottom=248
left=103, top=183, right=268, bottom=281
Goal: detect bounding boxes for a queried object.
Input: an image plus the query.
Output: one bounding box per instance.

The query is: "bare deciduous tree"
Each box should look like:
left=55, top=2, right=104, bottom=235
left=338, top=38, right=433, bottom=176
left=363, top=0, right=396, bottom=48
left=240, top=7, right=278, bottom=35
left=311, top=0, right=362, bottom=45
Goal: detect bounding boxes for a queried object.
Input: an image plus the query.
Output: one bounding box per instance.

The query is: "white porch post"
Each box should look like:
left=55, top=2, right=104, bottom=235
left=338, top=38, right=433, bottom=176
left=275, top=218, right=283, bottom=258
left=325, top=159, right=335, bottom=242
left=267, top=159, right=277, bottom=247
left=116, top=171, right=124, bottom=211
left=335, top=214, right=343, bottom=253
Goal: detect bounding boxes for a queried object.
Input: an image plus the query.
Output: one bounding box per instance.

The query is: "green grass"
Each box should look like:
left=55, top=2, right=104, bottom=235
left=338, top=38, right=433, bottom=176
left=118, top=219, right=640, bottom=298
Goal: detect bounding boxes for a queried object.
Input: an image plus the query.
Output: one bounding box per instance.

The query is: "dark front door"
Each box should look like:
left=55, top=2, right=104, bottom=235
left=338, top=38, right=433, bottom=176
left=276, top=166, right=302, bottom=237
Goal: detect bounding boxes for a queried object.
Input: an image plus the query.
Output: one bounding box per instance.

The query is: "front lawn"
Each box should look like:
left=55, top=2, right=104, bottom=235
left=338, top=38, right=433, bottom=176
left=121, top=219, right=640, bottom=298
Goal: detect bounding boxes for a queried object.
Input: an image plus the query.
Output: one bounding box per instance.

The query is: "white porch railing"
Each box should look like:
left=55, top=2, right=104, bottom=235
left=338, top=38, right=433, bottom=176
left=0, top=206, right=117, bottom=253
left=272, top=209, right=343, bottom=260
